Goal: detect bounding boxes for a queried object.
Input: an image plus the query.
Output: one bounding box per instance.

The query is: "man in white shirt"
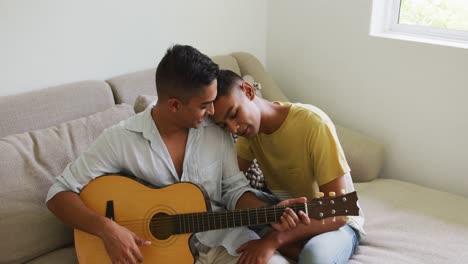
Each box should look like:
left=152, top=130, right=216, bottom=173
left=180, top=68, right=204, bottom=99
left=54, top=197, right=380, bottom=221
left=46, top=45, right=309, bottom=264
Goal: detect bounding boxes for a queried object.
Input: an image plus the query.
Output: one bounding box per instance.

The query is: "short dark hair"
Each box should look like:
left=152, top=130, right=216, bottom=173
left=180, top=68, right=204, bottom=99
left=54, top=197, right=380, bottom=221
left=156, top=45, right=219, bottom=103
left=216, top=69, right=243, bottom=98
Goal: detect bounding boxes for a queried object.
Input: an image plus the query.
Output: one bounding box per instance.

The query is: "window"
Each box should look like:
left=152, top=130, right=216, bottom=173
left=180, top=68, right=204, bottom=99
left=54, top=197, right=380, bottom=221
left=370, top=0, right=468, bottom=49
left=399, top=0, right=468, bottom=31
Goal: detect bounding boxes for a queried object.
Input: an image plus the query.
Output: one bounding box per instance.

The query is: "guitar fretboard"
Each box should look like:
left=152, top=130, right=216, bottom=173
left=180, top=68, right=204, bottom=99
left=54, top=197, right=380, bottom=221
left=155, top=204, right=307, bottom=235
left=149, top=191, right=359, bottom=237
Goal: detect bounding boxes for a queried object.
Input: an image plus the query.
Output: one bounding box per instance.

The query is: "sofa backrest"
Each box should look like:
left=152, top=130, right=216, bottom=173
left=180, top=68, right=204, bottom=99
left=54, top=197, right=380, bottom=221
left=0, top=104, right=135, bottom=263
left=0, top=81, right=132, bottom=263
left=0, top=51, right=384, bottom=263
left=0, top=81, right=115, bottom=138
left=230, top=52, right=288, bottom=102
left=106, top=68, right=157, bottom=105
left=105, top=52, right=384, bottom=183
left=105, top=53, right=289, bottom=106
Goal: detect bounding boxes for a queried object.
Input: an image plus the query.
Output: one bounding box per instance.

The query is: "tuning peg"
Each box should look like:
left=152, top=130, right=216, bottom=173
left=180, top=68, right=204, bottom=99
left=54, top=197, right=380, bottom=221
left=322, top=219, right=325, bottom=225
left=341, top=189, right=346, bottom=195
left=332, top=216, right=336, bottom=222
left=316, top=192, right=324, bottom=198
left=328, top=191, right=336, bottom=197
left=342, top=216, right=349, bottom=221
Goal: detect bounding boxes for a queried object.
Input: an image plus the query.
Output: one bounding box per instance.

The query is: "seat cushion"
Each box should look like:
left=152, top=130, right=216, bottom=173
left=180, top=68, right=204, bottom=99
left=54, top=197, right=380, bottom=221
left=26, top=247, right=77, bottom=264
left=351, top=179, right=468, bottom=263
left=0, top=104, right=135, bottom=263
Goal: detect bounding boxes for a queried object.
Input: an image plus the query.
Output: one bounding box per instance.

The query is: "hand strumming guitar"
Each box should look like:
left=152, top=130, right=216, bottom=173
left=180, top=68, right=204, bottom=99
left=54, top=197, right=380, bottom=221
left=99, top=219, right=151, bottom=264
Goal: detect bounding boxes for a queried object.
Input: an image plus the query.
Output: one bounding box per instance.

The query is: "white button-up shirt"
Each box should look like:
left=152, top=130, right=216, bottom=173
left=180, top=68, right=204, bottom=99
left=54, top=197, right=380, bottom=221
left=46, top=105, right=260, bottom=256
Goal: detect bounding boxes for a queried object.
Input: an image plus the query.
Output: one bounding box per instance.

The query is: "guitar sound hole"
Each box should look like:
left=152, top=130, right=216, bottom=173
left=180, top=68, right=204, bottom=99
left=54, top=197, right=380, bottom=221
left=150, top=212, right=175, bottom=240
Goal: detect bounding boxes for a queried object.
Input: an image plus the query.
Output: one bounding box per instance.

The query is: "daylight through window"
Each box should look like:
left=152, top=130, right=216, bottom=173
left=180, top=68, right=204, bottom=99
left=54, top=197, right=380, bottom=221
left=399, top=0, right=468, bottom=32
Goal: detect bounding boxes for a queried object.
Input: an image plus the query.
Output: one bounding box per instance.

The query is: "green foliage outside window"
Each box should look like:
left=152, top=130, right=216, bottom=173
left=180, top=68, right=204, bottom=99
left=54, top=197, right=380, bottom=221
left=400, top=0, right=468, bottom=31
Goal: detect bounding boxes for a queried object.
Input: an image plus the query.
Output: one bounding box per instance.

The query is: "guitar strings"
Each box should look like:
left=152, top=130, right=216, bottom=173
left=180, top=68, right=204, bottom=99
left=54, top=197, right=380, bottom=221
left=98, top=198, right=350, bottom=235
left=111, top=204, right=328, bottom=230
left=117, top=212, right=345, bottom=235
left=108, top=195, right=347, bottom=226
left=117, top=210, right=347, bottom=234
left=114, top=203, right=310, bottom=225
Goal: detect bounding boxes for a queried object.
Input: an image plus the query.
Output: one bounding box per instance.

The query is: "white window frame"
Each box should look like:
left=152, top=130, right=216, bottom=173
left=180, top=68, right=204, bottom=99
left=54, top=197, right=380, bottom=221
left=370, top=0, right=468, bottom=49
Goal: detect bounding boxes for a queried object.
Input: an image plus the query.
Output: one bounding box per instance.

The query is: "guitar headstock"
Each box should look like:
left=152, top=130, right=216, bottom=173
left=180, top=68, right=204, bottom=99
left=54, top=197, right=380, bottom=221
left=306, top=191, right=359, bottom=220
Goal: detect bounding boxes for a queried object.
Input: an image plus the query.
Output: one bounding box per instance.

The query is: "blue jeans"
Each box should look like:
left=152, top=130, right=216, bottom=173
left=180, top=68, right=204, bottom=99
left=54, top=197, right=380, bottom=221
left=298, top=224, right=360, bottom=264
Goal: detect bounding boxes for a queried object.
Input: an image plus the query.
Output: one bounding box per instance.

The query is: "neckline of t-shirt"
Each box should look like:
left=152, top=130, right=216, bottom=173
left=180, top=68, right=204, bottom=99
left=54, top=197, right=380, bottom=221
left=263, top=101, right=295, bottom=138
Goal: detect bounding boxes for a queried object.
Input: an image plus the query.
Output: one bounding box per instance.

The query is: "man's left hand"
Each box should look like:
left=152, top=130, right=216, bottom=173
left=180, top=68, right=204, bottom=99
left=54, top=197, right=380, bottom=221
left=271, top=197, right=310, bottom=232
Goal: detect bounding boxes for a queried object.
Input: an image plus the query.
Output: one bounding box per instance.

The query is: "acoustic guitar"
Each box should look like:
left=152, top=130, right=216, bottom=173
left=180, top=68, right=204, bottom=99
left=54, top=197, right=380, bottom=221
left=74, top=175, right=360, bottom=263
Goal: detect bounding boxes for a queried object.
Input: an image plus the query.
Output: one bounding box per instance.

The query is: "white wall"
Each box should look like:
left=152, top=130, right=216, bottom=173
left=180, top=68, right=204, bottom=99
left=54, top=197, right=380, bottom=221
left=0, top=0, right=267, bottom=96
left=3, top=0, right=467, bottom=197
left=267, top=0, right=468, bottom=197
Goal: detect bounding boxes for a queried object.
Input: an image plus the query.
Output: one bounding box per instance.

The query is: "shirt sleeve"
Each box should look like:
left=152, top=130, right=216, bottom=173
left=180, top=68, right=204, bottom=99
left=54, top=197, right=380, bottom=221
left=309, top=120, right=350, bottom=186
left=45, top=128, right=121, bottom=202
left=221, top=133, right=259, bottom=210
left=236, top=136, right=255, bottom=161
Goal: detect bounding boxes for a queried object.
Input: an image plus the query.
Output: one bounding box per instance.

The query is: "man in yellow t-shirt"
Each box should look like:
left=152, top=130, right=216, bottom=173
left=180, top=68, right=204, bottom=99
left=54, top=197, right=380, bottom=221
left=212, top=70, right=364, bottom=264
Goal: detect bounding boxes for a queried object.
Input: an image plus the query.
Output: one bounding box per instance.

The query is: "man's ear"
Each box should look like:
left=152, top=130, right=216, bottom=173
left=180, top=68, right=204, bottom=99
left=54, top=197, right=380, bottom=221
left=240, top=82, right=256, bottom=100
left=167, top=98, right=182, bottom=112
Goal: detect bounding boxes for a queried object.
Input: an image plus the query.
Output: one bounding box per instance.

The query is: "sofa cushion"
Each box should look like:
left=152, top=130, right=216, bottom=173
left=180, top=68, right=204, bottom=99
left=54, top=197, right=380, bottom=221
left=212, top=55, right=241, bottom=75
left=0, top=80, right=115, bottom=138
left=134, top=94, right=158, bottom=114
left=107, top=55, right=242, bottom=106
left=231, top=52, right=289, bottom=102
left=106, top=68, right=157, bottom=105
left=352, top=179, right=468, bottom=263
left=0, top=104, right=135, bottom=263
left=335, top=125, right=384, bottom=182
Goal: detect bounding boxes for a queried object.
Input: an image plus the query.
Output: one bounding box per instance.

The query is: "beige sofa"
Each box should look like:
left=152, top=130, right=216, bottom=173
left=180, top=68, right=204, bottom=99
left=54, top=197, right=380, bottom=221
left=1, top=53, right=467, bottom=264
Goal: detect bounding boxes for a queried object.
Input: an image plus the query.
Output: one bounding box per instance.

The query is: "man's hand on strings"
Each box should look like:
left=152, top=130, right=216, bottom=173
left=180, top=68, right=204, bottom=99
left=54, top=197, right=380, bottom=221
left=271, top=197, right=310, bottom=232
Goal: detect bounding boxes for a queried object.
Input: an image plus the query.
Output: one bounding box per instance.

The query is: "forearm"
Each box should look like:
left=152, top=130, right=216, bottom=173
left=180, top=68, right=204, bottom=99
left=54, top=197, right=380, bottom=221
left=46, top=191, right=112, bottom=238
left=235, top=191, right=268, bottom=209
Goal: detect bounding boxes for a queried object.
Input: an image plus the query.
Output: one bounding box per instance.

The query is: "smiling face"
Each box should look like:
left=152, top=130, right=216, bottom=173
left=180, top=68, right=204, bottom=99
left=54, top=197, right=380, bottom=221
left=177, top=79, right=217, bottom=129
left=212, top=82, right=261, bottom=139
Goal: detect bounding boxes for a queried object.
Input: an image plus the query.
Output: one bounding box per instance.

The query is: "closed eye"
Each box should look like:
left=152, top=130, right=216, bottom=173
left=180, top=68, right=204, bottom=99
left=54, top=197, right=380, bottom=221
left=229, top=109, right=239, bottom=119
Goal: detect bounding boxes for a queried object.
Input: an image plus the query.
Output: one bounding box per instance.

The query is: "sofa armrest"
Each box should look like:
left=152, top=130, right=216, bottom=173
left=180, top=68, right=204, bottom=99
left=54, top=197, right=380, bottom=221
left=231, top=52, right=289, bottom=102
left=336, top=125, right=385, bottom=182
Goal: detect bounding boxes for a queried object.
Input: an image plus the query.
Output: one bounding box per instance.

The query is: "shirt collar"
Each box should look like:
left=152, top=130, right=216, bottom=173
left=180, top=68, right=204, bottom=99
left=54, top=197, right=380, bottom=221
left=124, top=104, right=216, bottom=139
left=124, top=104, right=156, bottom=141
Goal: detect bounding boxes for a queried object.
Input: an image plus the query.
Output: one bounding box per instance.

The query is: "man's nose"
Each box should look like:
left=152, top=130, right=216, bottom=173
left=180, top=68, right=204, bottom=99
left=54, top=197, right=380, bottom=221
left=227, top=120, right=239, bottom=134
left=207, top=102, right=215, bottom=115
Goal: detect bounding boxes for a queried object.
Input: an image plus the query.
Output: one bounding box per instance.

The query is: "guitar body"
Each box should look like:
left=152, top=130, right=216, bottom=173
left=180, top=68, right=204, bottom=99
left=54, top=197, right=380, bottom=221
left=74, top=175, right=360, bottom=263
left=74, top=175, right=209, bottom=264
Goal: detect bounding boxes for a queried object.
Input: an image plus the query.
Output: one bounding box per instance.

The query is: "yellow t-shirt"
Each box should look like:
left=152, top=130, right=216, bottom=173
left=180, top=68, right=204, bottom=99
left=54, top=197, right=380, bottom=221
left=237, top=102, right=350, bottom=200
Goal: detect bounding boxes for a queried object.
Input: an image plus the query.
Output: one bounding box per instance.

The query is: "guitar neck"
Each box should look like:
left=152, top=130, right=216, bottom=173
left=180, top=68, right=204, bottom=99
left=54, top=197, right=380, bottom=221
left=150, top=191, right=358, bottom=235
left=172, top=204, right=305, bottom=234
